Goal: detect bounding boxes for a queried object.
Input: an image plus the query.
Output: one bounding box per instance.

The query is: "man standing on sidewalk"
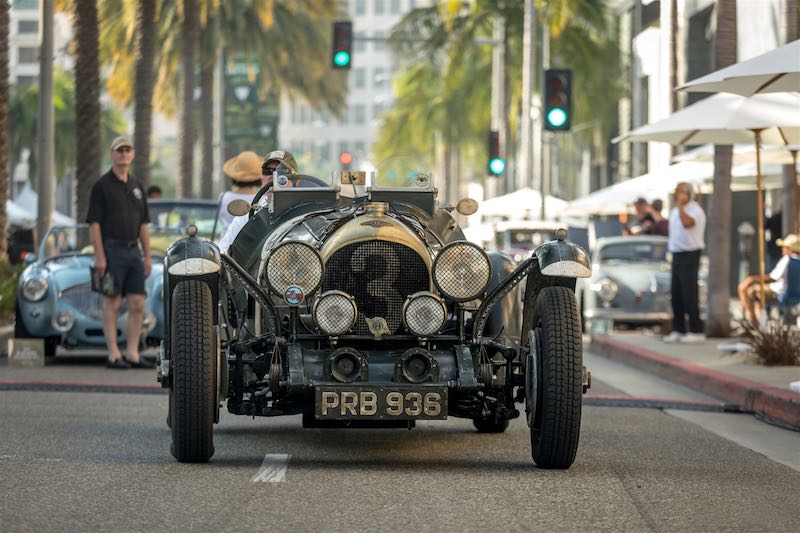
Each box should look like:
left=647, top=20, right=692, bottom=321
left=86, top=136, right=153, bottom=369
left=664, top=182, right=706, bottom=343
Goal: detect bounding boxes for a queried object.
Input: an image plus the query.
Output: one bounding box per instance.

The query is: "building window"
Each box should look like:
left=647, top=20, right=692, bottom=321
left=372, top=103, right=385, bottom=120
left=340, top=0, right=350, bottom=14
left=373, top=67, right=386, bottom=89
left=374, top=0, right=384, bottom=15
left=353, top=104, right=366, bottom=124
left=17, top=20, right=38, bottom=34
left=339, top=142, right=350, bottom=156
left=338, top=107, right=349, bottom=125
left=17, top=46, right=38, bottom=63
left=373, top=31, right=386, bottom=51
left=16, top=75, right=36, bottom=86
left=355, top=0, right=366, bottom=15
left=390, top=0, right=401, bottom=14
left=355, top=141, right=366, bottom=154
left=354, top=31, right=366, bottom=53
left=353, top=68, right=366, bottom=89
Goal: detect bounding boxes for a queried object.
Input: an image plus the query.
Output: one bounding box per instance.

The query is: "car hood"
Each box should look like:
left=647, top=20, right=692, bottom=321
left=33, top=254, right=163, bottom=292
left=594, top=262, right=670, bottom=291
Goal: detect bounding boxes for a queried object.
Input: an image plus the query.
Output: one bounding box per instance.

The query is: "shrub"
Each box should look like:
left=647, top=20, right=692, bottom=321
left=740, top=320, right=800, bottom=366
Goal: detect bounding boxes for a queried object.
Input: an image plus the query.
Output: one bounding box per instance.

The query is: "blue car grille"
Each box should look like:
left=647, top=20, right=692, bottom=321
left=61, top=283, right=127, bottom=321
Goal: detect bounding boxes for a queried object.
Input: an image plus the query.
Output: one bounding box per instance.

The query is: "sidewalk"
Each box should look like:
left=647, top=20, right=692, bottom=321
left=590, top=332, right=800, bottom=429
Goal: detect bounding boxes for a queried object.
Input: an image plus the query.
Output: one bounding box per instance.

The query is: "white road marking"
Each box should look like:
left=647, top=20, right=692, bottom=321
left=252, top=454, right=290, bottom=482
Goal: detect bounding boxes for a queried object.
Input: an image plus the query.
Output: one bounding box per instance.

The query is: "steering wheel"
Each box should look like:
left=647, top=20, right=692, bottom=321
left=248, top=175, right=330, bottom=218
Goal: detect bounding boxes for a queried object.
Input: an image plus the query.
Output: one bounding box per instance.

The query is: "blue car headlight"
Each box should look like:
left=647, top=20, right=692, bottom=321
left=22, top=277, right=49, bottom=301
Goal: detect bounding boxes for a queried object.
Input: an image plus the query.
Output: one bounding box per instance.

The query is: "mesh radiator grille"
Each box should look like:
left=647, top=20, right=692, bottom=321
left=62, top=283, right=127, bottom=321
left=323, top=241, right=429, bottom=334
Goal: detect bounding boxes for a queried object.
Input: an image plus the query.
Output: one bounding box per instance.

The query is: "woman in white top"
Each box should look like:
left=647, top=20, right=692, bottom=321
left=217, top=151, right=264, bottom=236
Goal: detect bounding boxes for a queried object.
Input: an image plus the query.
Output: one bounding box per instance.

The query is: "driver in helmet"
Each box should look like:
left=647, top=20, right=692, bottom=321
left=217, top=150, right=297, bottom=254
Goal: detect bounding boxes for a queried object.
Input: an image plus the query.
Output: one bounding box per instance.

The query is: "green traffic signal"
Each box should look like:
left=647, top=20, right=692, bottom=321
left=333, top=51, right=351, bottom=67
left=546, top=108, right=567, bottom=128
left=489, top=157, right=505, bottom=175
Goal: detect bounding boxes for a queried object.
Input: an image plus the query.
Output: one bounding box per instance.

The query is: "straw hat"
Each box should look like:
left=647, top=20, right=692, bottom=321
left=223, top=151, right=263, bottom=183
left=776, top=233, right=800, bottom=252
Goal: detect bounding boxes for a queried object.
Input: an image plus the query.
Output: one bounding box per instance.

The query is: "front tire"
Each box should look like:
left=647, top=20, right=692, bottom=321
left=527, top=286, right=582, bottom=469
left=170, top=280, right=216, bottom=463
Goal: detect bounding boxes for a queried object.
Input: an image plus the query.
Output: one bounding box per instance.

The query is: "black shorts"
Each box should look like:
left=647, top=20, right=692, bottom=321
left=104, top=242, right=146, bottom=296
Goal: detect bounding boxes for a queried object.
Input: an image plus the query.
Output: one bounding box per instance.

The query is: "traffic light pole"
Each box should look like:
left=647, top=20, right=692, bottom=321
left=519, top=1, right=537, bottom=193
left=539, top=21, right=550, bottom=221
left=490, top=16, right=506, bottom=197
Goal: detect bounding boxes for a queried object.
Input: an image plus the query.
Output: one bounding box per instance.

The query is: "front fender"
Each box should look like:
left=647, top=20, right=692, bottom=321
left=534, top=239, right=591, bottom=278
left=163, top=235, right=221, bottom=359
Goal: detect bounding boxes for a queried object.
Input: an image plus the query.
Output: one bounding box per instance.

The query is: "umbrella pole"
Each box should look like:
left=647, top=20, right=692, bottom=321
left=754, top=129, right=767, bottom=321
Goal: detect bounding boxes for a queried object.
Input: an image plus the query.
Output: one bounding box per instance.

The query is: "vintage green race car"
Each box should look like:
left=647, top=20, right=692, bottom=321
left=159, top=161, right=591, bottom=468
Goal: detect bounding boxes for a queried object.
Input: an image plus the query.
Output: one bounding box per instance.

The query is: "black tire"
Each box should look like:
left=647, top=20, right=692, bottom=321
left=15, top=303, right=57, bottom=358
left=528, top=286, right=582, bottom=469
left=472, top=415, right=510, bottom=433
left=170, top=280, right=216, bottom=463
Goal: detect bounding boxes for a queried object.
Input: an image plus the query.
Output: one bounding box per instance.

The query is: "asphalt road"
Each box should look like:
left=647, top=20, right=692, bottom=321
left=1, top=352, right=799, bottom=532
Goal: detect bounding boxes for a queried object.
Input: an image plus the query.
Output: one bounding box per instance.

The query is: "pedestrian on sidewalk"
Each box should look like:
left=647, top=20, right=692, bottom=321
left=663, top=182, right=706, bottom=343
left=737, top=233, right=800, bottom=324
left=650, top=199, right=669, bottom=236
left=86, top=136, right=154, bottom=369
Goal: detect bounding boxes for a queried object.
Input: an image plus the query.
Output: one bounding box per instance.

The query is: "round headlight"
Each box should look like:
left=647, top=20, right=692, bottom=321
left=22, top=277, right=49, bottom=302
left=51, top=310, right=75, bottom=333
left=432, top=241, right=492, bottom=302
left=403, top=292, right=447, bottom=336
left=591, top=278, right=619, bottom=302
left=265, top=241, right=323, bottom=296
left=314, top=290, right=357, bottom=335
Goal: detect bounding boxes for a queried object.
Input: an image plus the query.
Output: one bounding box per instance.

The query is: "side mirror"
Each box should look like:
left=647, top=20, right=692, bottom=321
left=456, top=198, right=479, bottom=216
left=227, top=199, right=251, bottom=217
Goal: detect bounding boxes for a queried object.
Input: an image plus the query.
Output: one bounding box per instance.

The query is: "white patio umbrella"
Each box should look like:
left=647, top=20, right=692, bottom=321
left=614, top=92, right=800, bottom=309
left=677, top=39, right=800, bottom=96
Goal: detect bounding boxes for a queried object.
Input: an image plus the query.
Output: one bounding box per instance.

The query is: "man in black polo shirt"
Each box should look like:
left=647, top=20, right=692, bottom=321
left=86, top=136, right=153, bottom=369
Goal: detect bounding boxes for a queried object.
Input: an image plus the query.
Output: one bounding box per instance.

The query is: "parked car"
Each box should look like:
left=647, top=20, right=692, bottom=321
left=577, top=236, right=674, bottom=331
left=147, top=198, right=220, bottom=252
left=491, top=220, right=563, bottom=262
left=14, top=225, right=165, bottom=357
left=159, top=159, right=593, bottom=468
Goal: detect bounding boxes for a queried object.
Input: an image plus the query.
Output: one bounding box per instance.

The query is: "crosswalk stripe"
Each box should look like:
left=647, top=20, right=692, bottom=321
left=251, top=454, right=291, bottom=482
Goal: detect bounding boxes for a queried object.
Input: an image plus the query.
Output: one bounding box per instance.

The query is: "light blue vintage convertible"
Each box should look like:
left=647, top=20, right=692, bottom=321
left=14, top=224, right=165, bottom=357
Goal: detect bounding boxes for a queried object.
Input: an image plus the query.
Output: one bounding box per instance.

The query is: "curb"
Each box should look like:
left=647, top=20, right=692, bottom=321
left=590, top=335, right=800, bottom=429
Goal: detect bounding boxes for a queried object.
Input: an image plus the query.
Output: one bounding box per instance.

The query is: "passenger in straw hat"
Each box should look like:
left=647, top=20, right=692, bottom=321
left=217, top=151, right=263, bottom=235
left=737, top=233, right=800, bottom=324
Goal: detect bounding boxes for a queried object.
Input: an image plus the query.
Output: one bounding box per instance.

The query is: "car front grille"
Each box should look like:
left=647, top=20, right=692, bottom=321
left=61, top=283, right=126, bottom=320
left=322, top=240, right=429, bottom=335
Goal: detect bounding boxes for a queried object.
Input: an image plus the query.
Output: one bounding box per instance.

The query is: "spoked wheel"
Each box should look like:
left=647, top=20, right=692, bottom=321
left=169, top=280, right=216, bottom=463
left=526, top=286, right=582, bottom=469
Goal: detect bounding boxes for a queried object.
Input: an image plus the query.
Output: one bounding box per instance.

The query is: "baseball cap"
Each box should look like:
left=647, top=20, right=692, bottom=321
left=111, top=136, right=134, bottom=151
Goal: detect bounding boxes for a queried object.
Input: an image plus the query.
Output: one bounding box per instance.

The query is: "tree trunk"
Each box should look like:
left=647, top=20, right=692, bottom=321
left=200, top=60, right=214, bottom=199
left=706, top=0, right=737, bottom=338
left=0, top=0, right=10, bottom=262
left=133, top=0, right=156, bottom=188
left=178, top=0, right=198, bottom=198
left=74, top=0, right=101, bottom=226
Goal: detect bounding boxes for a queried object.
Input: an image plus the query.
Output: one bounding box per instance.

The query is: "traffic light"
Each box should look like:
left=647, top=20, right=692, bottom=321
left=331, top=21, right=353, bottom=69
left=544, top=69, right=572, bottom=131
left=487, top=130, right=505, bottom=175
left=339, top=151, right=353, bottom=167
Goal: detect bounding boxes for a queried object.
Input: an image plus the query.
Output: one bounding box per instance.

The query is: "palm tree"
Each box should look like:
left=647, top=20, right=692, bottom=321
left=178, top=0, right=199, bottom=197
left=706, top=0, right=737, bottom=338
left=0, top=0, right=10, bottom=262
left=133, top=0, right=156, bottom=187
left=73, top=0, right=101, bottom=226
left=100, top=0, right=346, bottom=197
left=378, top=0, right=620, bottom=195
